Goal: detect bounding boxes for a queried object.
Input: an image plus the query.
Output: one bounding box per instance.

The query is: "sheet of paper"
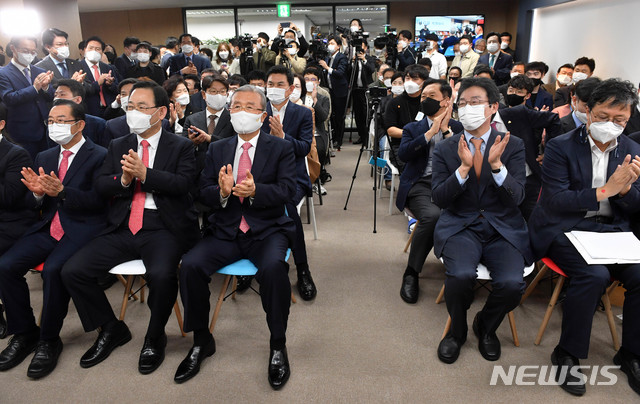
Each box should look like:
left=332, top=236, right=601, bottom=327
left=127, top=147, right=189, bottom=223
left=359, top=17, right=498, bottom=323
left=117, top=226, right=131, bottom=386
left=565, top=231, right=640, bottom=264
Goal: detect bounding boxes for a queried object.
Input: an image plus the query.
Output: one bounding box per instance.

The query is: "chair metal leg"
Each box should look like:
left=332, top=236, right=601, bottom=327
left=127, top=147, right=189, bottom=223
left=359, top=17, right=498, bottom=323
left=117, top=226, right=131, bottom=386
left=535, top=276, right=565, bottom=345
left=209, top=275, right=232, bottom=333
left=520, top=264, right=549, bottom=304
left=173, top=300, right=186, bottom=337
left=389, top=175, right=395, bottom=215
left=119, top=275, right=135, bottom=321
left=308, top=196, right=318, bottom=240
left=603, top=281, right=620, bottom=351
left=404, top=220, right=419, bottom=253
left=507, top=311, right=519, bottom=347
left=435, top=284, right=445, bottom=304
left=442, top=315, right=452, bottom=340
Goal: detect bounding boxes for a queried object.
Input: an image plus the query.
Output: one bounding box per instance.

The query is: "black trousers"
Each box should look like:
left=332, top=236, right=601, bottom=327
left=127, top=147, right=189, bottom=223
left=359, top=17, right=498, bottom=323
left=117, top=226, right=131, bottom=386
left=521, top=175, right=541, bottom=221
left=440, top=218, right=525, bottom=340
left=352, top=88, right=368, bottom=142
left=405, top=178, right=441, bottom=273
left=0, top=229, right=82, bottom=340
left=286, top=186, right=308, bottom=268
left=547, top=222, right=640, bottom=359
left=330, top=92, right=348, bottom=147
left=179, top=230, right=290, bottom=350
left=62, top=213, right=183, bottom=338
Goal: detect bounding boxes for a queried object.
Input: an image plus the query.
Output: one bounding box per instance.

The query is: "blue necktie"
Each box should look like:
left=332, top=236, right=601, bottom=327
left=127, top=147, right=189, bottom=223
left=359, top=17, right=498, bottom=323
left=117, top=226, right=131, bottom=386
left=57, top=62, right=69, bottom=78
left=24, top=67, right=31, bottom=83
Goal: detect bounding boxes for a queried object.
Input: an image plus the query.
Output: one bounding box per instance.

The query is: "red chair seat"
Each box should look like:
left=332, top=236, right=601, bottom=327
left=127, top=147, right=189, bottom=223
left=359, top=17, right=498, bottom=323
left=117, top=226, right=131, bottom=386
left=541, top=257, right=567, bottom=278
left=33, top=263, right=44, bottom=272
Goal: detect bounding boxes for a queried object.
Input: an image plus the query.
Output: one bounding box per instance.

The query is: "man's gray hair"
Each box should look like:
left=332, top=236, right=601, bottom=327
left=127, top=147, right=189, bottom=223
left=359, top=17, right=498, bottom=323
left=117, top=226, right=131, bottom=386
left=230, top=84, right=267, bottom=110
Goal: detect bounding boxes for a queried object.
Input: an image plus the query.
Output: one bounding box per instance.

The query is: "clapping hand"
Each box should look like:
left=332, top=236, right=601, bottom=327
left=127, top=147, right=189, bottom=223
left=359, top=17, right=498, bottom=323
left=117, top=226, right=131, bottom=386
left=233, top=171, right=255, bottom=198
left=488, top=132, right=510, bottom=170
left=219, top=164, right=234, bottom=197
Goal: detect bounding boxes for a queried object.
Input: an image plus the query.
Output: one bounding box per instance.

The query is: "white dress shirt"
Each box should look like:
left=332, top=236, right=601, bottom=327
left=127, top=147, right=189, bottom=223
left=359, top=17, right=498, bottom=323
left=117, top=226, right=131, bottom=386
left=585, top=136, right=616, bottom=218
left=220, top=134, right=260, bottom=207
left=123, top=130, right=162, bottom=210
left=270, top=101, right=289, bottom=129
left=424, top=49, right=447, bottom=79
left=34, top=136, right=85, bottom=201
left=205, top=108, right=223, bottom=130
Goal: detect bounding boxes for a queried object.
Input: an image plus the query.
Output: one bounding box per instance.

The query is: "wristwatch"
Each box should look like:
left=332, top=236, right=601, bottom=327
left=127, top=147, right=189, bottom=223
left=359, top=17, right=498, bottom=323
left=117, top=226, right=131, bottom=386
left=491, top=165, right=503, bottom=173
left=57, top=189, right=66, bottom=200
left=441, top=129, right=451, bottom=136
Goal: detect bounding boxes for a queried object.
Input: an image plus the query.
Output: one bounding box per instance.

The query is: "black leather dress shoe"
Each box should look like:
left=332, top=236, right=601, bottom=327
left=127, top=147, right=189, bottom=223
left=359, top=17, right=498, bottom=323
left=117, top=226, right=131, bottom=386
left=400, top=274, right=419, bottom=304
left=0, top=329, right=39, bottom=371
left=27, top=337, right=63, bottom=379
left=473, top=313, right=500, bottom=361
left=614, top=347, right=640, bottom=396
left=268, top=347, right=290, bottom=390
left=235, top=276, right=253, bottom=293
left=438, top=333, right=465, bottom=364
left=551, top=345, right=586, bottom=396
left=174, top=337, right=216, bottom=384
left=0, top=304, right=7, bottom=339
left=138, top=333, right=167, bottom=375
left=297, top=270, right=317, bottom=301
left=80, top=321, right=131, bottom=368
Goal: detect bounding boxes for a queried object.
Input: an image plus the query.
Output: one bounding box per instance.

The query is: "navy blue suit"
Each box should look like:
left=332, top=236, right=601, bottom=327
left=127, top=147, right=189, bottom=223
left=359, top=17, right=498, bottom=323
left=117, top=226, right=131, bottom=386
left=114, top=53, right=136, bottom=79
left=81, top=114, right=106, bottom=146
left=528, top=127, right=640, bottom=359
left=168, top=53, right=212, bottom=77
left=0, top=63, right=55, bottom=157
left=180, top=132, right=296, bottom=349
left=431, top=130, right=531, bottom=339
left=526, top=86, right=553, bottom=111
left=478, top=52, right=513, bottom=86
left=0, top=138, right=107, bottom=340
left=80, top=60, right=119, bottom=118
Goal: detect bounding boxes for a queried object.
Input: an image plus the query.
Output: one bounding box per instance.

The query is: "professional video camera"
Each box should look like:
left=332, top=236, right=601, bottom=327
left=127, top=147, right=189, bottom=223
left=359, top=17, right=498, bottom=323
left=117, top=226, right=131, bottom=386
left=238, top=33, right=255, bottom=57
left=373, top=27, right=398, bottom=65
left=336, top=25, right=370, bottom=53
left=308, top=38, right=329, bottom=62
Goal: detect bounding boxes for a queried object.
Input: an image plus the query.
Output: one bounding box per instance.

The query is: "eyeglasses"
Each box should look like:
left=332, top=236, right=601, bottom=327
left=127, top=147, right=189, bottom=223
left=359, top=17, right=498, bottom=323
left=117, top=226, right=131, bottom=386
left=205, top=90, right=227, bottom=95
left=126, top=105, right=158, bottom=113
left=229, top=105, right=264, bottom=114
left=46, top=119, right=77, bottom=125
left=590, top=113, right=628, bottom=126
left=457, top=97, right=489, bottom=108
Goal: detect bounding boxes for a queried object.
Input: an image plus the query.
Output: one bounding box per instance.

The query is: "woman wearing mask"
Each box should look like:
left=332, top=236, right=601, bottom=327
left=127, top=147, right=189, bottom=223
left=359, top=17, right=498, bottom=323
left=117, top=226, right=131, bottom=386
left=211, top=42, right=240, bottom=75
left=163, top=75, right=195, bottom=134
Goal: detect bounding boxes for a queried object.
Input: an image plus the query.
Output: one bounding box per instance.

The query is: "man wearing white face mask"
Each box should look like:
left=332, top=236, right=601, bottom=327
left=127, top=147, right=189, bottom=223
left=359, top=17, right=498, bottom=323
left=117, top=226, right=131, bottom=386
left=0, top=99, right=107, bottom=379
left=529, top=79, right=640, bottom=398
left=168, top=33, right=212, bottom=77
left=114, top=37, right=140, bottom=79
left=36, top=28, right=86, bottom=87
left=550, top=63, right=574, bottom=110
left=79, top=36, right=119, bottom=119
left=274, top=40, right=306, bottom=74
left=177, top=85, right=297, bottom=389
left=53, top=79, right=107, bottom=147
left=395, top=30, right=417, bottom=71
left=450, top=35, right=479, bottom=79
left=124, top=42, right=166, bottom=86
left=318, top=34, right=349, bottom=149
left=422, top=34, right=447, bottom=80
left=478, top=32, right=513, bottom=86
left=0, top=35, right=55, bottom=158
left=556, top=56, right=596, bottom=110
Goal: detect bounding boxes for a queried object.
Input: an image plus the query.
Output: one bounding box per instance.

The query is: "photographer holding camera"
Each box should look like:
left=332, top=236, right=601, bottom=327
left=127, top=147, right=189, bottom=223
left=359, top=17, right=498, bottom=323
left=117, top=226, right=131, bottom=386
left=252, top=32, right=276, bottom=73
left=275, top=40, right=306, bottom=75
left=271, top=23, right=309, bottom=58
left=318, top=35, right=349, bottom=150
left=396, top=30, right=417, bottom=71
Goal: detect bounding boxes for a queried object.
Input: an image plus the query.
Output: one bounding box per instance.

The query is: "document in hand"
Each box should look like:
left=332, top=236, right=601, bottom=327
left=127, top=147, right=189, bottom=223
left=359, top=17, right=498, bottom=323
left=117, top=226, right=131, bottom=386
left=565, top=231, right=640, bottom=264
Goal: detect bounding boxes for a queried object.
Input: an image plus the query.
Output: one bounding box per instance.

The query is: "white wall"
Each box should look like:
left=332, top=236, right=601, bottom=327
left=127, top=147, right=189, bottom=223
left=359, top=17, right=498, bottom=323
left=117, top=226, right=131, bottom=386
left=530, top=0, right=640, bottom=84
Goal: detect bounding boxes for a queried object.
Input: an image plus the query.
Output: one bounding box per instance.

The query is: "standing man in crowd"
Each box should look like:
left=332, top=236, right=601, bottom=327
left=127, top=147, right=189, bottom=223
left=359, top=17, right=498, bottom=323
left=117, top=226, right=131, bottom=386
left=169, top=34, right=212, bottom=77
left=253, top=33, right=277, bottom=74
left=36, top=28, right=85, bottom=87
left=451, top=35, right=479, bottom=79
left=318, top=35, right=348, bottom=150
left=80, top=36, right=119, bottom=118
left=351, top=40, right=376, bottom=144
left=115, top=37, right=140, bottom=78
left=478, top=32, right=513, bottom=86
left=396, top=30, right=417, bottom=71
left=423, top=34, right=447, bottom=80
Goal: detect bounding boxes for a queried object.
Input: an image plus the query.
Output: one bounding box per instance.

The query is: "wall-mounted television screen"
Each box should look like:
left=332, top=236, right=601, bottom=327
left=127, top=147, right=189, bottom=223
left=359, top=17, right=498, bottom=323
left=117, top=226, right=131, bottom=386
left=414, top=15, right=485, bottom=57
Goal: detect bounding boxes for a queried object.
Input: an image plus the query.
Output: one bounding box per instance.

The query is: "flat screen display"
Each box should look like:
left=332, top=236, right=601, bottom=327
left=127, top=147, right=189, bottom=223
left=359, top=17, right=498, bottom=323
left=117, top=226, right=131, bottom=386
left=415, top=15, right=485, bottom=57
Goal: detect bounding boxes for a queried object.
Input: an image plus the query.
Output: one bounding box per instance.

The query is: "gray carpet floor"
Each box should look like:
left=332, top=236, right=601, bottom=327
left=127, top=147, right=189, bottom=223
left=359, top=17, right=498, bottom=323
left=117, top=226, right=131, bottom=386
left=0, top=142, right=635, bottom=403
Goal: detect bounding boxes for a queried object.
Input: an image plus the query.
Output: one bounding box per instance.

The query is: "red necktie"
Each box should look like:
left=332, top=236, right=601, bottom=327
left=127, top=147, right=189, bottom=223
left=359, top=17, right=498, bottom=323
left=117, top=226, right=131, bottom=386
left=92, top=64, right=106, bottom=107
left=128, top=140, right=150, bottom=235
left=50, top=150, right=73, bottom=241
left=237, top=142, right=252, bottom=233
left=470, top=137, right=484, bottom=179
left=491, top=122, right=498, bottom=131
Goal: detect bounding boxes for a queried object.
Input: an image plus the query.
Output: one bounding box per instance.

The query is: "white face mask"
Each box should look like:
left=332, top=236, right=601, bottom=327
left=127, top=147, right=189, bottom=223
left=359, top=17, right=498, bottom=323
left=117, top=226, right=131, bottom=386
left=85, top=50, right=101, bottom=64
left=48, top=123, right=77, bottom=145
left=500, top=42, right=509, bottom=50
left=111, top=100, right=120, bottom=109
left=391, top=85, right=404, bottom=95
left=588, top=117, right=625, bottom=144
left=404, top=80, right=421, bottom=95
left=574, top=109, right=588, bottom=124
left=474, top=48, right=483, bottom=54
left=459, top=44, right=470, bottom=54
left=230, top=111, right=263, bottom=134
left=378, top=75, right=384, bottom=83
left=256, top=42, right=263, bottom=50
left=126, top=109, right=158, bottom=135
left=350, top=25, right=360, bottom=33
left=556, top=74, right=572, bottom=86
left=383, top=78, right=392, bottom=88
left=425, top=41, right=434, bottom=51
left=287, top=47, right=297, bottom=56
left=137, top=53, right=150, bottom=63
left=398, top=40, right=408, bottom=49
left=374, top=48, right=383, bottom=56
left=130, top=52, right=138, bottom=61
left=458, top=104, right=489, bottom=131
left=56, top=46, right=70, bottom=60
left=120, top=95, right=129, bottom=112
left=218, top=51, right=229, bottom=60
left=17, top=52, right=36, bottom=66
left=305, top=81, right=315, bottom=92
left=327, top=44, right=337, bottom=54
left=572, top=72, right=588, bottom=83
left=206, top=93, right=227, bottom=110
left=181, top=44, right=194, bottom=54
left=253, top=85, right=266, bottom=93
left=487, top=43, right=499, bottom=53
left=289, top=89, right=302, bottom=103
left=510, top=72, right=521, bottom=78
left=176, top=93, right=190, bottom=106
left=267, top=87, right=287, bottom=104
left=227, top=90, right=234, bottom=105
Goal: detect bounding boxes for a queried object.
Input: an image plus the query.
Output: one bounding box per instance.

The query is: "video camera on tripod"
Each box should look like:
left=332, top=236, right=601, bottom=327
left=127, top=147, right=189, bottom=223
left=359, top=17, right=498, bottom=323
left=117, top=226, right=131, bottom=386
left=308, top=38, right=329, bottom=62
left=373, top=27, right=398, bottom=65
left=238, top=33, right=255, bottom=57
left=336, top=25, right=370, bottom=54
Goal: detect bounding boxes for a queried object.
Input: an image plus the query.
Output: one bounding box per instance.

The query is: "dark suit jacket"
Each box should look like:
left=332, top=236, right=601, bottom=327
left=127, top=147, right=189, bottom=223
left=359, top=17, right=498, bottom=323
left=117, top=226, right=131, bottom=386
left=623, top=107, right=640, bottom=135
left=528, top=127, right=640, bottom=259
left=560, top=113, right=579, bottom=134
left=396, top=47, right=417, bottom=71
left=102, top=116, right=171, bottom=149
left=190, top=92, right=206, bottom=112
left=478, top=51, right=513, bottom=86
left=0, top=138, right=37, bottom=243
left=0, top=63, right=54, bottom=146
left=115, top=53, right=136, bottom=79
left=396, top=117, right=464, bottom=211
left=554, top=85, right=572, bottom=109
left=498, top=104, right=562, bottom=180
left=200, top=132, right=296, bottom=242
left=95, top=129, right=199, bottom=248
left=26, top=138, right=107, bottom=243
left=35, top=55, right=84, bottom=86
left=526, top=86, right=554, bottom=111
left=262, top=101, right=314, bottom=194
left=326, top=52, right=349, bottom=98
left=80, top=60, right=119, bottom=117
left=125, top=63, right=166, bottom=86
left=353, top=55, right=376, bottom=88
left=83, top=114, right=107, bottom=146
left=168, top=53, right=212, bottom=76
left=184, top=109, right=234, bottom=174
left=431, top=130, right=532, bottom=264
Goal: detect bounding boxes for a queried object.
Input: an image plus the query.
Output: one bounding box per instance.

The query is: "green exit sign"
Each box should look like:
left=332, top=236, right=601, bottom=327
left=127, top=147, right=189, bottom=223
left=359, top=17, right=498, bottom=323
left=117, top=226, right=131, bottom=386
left=277, top=4, right=290, bottom=18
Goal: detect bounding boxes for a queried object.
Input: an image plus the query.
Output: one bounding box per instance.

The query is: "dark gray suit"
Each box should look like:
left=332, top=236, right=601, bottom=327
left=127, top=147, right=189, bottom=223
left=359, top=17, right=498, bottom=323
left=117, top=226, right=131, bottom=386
left=35, top=55, right=84, bottom=86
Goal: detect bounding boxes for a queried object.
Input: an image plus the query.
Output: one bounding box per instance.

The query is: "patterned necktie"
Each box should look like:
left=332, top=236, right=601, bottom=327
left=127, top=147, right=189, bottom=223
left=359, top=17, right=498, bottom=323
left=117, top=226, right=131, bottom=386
left=24, top=66, right=31, bottom=83
left=58, top=62, right=69, bottom=78
left=128, top=140, right=150, bottom=235
left=237, top=142, right=252, bottom=233
left=92, top=64, right=106, bottom=107
left=50, top=150, right=73, bottom=241
left=470, top=137, right=484, bottom=179
left=207, top=114, right=217, bottom=136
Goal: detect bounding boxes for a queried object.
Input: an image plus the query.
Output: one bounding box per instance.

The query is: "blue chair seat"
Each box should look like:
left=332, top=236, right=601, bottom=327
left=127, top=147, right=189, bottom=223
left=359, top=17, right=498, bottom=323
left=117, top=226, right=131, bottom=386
left=216, top=250, right=291, bottom=276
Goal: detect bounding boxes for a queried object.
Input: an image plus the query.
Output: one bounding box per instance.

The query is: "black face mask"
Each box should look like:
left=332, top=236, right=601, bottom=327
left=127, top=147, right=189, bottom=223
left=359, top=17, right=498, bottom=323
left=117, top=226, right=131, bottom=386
left=450, top=77, right=460, bottom=84
left=506, top=93, right=526, bottom=107
left=531, top=78, right=543, bottom=87
left=421, top=97, right=443, bottom=117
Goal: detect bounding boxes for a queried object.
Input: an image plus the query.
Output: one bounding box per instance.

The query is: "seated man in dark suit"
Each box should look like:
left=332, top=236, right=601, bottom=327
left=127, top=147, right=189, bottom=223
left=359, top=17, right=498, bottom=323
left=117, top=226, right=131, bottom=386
left=478, top=32, right=513, bottom=86
left=53, top=79, right=106, bottom=146
left=493, top=74, right=562, bottom=219
left=61, top=81, right=199, bottom=375
left=36, top=28, right=86, bottom=88
left=103, top=78, right=137, bottom=122
left=524, top=61, right=553, bottom=111
left=0, top=35, right=55, bottom=158
left=432, top=78, right=531, bottom=364
left=560, top=77, right=601, bottom=134
left=529, top=79, right=640, bottom=397
left=0, top=100, right=107, bottom=379
left=168, top=33, right=212, bottom=77
left=623, top=85, right=640, bottom=135
left=397, top=79, right=463, bottom=304
left=176, top=85, right=296, bottom=388
left=80, top=36, right=119, bottom=118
